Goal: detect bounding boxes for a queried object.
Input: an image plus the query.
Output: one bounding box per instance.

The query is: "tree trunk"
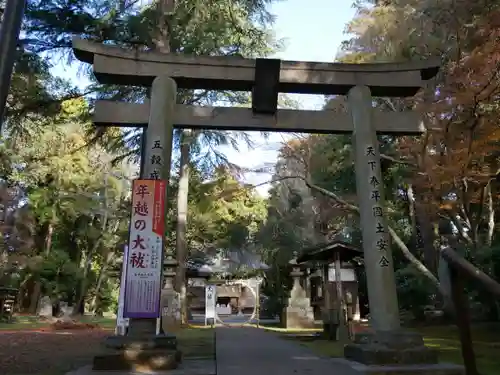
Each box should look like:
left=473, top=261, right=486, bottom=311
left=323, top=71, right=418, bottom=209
left=0, top=249, right=8, bottom=279
left=485, top=182, right=495, bottom=247
left=437, top=253, right=454, bottom=313
left=175, top=129, right=190, bottom=325
left=89, top=220, right=119, bottom=314
left=448, top=263, right=478, bottom=375
left=0, top=190, right=10, bottom=279
left=73, top=175, right=109, bottom=315
left=388, top=226, right=449, bottom=298
left=154, top=0, right=172, bottom=53
left=410, top=186, right=439, bottom=275
left=89, top=250, right=114, bottom=314
left=74, top=240, right=106, bottom=315
left=44, top=220, right=54, bottom=256
left=30, top=218, right=55, bottom=314
left=406, top=184, right=418, bottom=250
left=29, top=281, right=41, bottom=314
left=74, top=259, right=89, bottom=315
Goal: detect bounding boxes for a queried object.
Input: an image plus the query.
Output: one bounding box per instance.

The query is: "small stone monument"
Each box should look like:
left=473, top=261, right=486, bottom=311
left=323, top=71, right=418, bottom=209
left=161, top=257, right=181, bottom=333
left=59, top=302, right=74, bottom=322
left=282, top=254, right=315, bottom=329
left=37, top=296, right=52, bottom=318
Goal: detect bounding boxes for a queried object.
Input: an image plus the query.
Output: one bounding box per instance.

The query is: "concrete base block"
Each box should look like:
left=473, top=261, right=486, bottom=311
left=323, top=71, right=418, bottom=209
left=93, top=348, right=181, bottom=372
left=339, top=330, right=464, bottom=375
left=331, top=358, right=465, bottom=375
left=91, top=334, right=181, bottom=371
left=344, top=330, right=438, bottom=365
left=344, top=343, right=438, bottom=365
left=103, top=334, right=177, bottom=350
left=281, top=305, right=315, bottom=329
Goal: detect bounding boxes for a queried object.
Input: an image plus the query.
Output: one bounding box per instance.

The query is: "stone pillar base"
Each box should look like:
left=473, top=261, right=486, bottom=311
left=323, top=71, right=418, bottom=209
left=282, top=305, right=315, bottom=329
left=342, top=330, right=464, bottom=374
left=345, top=331, right=437, bottom=365
left=331, top=358, right=465, bottom=375
left=92, top=334, right=181, bottom=372
left=322, top=309, right=339, bottom=340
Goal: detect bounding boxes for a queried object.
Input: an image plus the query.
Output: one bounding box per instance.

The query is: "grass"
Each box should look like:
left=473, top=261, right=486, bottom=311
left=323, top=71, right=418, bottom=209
left=0, top=315, right=48, bottom=330
left=0, top=314, right=117, bottom=331
left=80, top=316, right=116, bottom=329
left=416, top=324, right=500, bottom=375
left=250, top=324, right=322, bottom=333
left=177, top=326, right=216, bottom=360
left=271, top=324, right=500, bottom=375
left=275, top=328, right=346, bottom=357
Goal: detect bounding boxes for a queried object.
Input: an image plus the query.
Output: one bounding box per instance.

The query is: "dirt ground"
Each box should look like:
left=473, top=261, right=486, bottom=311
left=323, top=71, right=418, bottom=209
left=0, top=328, right=109, bottom=375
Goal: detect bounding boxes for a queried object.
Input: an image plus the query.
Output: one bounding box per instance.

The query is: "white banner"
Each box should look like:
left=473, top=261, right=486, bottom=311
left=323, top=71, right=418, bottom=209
left=123, top=180, right=165, bottom=318
left=205, top=284, right=216, bottom=324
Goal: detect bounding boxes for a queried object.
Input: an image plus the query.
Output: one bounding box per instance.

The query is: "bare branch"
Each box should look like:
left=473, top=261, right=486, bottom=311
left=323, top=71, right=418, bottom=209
left=380, top=153, right=418, bottom=168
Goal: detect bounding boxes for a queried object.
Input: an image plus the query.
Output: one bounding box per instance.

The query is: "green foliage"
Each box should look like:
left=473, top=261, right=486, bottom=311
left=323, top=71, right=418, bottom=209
left=395, top=267, right=435, bottom=320
left=37, top=250, right=82, bottom=301
left=24, top=0, right=283, bottom=162
left=256, top=0, right=500, bottom=324
left=164, top=166, right=267, bottom=259
left=0, top=94, right=132, bottom=314
left=0, top=0, right=285, bottom=318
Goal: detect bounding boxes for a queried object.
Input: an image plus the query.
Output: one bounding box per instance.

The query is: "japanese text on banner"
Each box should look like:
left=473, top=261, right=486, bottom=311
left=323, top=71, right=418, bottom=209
left=123, top=179, right=166, bottom=318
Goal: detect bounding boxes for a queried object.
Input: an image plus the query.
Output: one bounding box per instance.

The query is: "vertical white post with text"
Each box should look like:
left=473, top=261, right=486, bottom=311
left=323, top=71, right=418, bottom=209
left=205, top=285, right=216, bottom=327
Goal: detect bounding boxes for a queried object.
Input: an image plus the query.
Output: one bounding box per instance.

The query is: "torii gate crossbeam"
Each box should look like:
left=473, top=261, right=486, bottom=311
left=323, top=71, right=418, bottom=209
left=93, top=100, right=424, bottom=134
left=73, top=38, right=438, bottom=97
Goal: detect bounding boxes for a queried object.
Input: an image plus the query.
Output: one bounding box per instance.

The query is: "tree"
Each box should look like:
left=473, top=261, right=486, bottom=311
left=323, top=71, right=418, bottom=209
left=255, top=0, right=500, bottom=322
left=0, top=95, right=131, bottom=315
left=23, top=0, right=285, bottom=322
left=340, top=0, right=500, bottom=308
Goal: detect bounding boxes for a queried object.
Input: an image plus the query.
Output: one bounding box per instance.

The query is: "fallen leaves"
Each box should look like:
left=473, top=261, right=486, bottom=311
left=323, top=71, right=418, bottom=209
left=0, top=328, right=109, bottom=375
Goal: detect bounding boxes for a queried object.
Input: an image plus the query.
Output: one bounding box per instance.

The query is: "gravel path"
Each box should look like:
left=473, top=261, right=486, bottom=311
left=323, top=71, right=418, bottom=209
left=216, top=327, right=353, bottom=375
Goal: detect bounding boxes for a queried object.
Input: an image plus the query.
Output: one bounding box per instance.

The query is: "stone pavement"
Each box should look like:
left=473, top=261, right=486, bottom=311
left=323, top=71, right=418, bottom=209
left=216, top=326, right=353, bottom=375
left=66, top=326, right=464, bottom=375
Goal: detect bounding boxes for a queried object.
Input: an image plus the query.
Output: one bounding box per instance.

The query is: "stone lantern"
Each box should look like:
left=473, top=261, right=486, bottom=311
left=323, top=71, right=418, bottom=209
left=281, top=252, right=315, bottom=329
left=161, top=257, right=181, bottom=334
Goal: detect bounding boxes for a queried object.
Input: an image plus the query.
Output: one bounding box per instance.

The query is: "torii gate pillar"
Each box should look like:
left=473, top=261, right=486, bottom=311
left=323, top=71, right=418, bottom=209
left=349, top=85, right=401, bottom=332
left=338, top=86, right=463, bottom=374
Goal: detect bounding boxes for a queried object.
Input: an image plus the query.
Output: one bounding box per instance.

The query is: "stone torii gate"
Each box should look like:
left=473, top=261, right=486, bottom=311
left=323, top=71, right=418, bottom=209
left=73, top=38, right=463, bottom=374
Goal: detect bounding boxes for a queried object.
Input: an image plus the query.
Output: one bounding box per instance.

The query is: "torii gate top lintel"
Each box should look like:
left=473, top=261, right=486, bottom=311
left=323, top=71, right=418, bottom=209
left=72, top=37, right=439, bottom=98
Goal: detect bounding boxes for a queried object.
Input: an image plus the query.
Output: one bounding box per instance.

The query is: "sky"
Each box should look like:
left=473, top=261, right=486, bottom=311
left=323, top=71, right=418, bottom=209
left=220, top=0, right=356, bottom=195
left=50, top=0, right=357, bottom=195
